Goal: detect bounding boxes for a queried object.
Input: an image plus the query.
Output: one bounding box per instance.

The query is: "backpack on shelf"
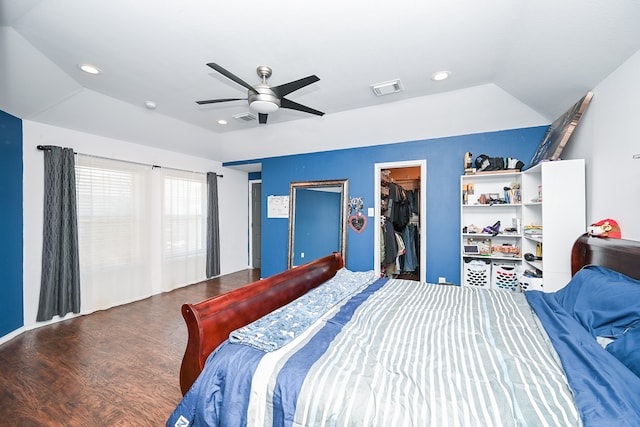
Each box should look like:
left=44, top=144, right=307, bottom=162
left=475, top=154, right=524, bottom=172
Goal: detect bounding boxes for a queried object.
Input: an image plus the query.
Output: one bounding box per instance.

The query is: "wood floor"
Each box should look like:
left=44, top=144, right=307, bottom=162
left=0, top=268, right=261, bottom=427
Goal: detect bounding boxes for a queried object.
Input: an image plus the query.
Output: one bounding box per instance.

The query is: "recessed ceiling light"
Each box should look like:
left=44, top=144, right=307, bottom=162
left=431, top=71, right=450, bottom=81
left=78, top=64, right=102, bottom=75
left=217, top=119, right=228, bottom=125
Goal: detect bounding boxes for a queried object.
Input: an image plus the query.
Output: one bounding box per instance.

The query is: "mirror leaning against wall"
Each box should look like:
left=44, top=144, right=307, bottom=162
left=288, top=179, right=349, bottom=269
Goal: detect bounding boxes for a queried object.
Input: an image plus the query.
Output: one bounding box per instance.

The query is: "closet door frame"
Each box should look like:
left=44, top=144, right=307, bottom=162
left=374, top=160, right=427, bottom=282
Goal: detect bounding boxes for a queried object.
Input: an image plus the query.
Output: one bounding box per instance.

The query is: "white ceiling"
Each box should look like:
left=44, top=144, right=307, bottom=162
left=2, top=0, right=640, bottom=167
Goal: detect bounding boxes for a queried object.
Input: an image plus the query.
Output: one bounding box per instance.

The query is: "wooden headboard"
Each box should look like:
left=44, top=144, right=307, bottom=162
left=571, top=233, right=640, bottom=280
left=179, top=252, right=344, bottom=395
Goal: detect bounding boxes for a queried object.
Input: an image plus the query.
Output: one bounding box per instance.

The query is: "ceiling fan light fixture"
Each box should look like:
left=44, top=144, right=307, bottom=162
left=250, top=100, right=279, bottom=114
left=197, top=63, right=323, bottom=123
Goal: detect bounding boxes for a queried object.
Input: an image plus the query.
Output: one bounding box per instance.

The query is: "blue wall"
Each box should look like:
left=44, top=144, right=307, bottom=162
left=0, top=110, right=24, bottom=337
left=261, top=127, right=546, bottom=282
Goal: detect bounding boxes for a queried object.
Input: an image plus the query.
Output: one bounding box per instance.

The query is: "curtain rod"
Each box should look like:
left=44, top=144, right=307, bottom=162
left=36, top=145, right=223, bottom=177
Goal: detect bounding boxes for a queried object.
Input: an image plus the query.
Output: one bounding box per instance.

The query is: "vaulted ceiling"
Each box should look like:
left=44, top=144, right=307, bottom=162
left=2, top=0, right=639, bottom=165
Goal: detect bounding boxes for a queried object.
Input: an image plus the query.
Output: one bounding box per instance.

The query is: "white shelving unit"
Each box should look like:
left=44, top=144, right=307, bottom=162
left=521, top=159, right=585, bottom=292
left=461, top=171, right=522, bottom=290
left=461, top=160, right=585, bottom=292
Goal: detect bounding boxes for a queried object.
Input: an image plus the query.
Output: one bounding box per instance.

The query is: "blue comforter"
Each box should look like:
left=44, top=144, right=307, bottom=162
left=525, top=265, right=640, bottom=426
left=168, top=266, right=640, bottom=427
left=168, top=277, right=388, bottom=427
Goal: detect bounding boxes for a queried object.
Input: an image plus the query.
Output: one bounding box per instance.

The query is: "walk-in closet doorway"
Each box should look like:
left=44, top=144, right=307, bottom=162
left=374, top=160, right=427, bottom=282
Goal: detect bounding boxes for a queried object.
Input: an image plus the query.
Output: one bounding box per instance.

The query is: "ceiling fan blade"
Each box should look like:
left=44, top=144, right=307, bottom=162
left=280, top=98, right=325, bottom=116
left=272, top=75, right=320, bottom=98
left=196, top=98, right=246, bottom=105
left=207, top=63, right=257, bottom=93
left=258, top=113, right=268, bottom=124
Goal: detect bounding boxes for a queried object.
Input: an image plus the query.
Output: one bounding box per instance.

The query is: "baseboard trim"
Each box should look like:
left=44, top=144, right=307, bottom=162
left=0, top=327, right=26, bottom=346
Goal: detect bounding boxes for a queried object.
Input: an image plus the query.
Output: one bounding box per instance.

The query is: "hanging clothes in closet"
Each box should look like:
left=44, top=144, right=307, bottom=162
left=380, top=176, right=421, bottom=278
left=380, top=219, right=409, bottom=276
left=400, top=186, right=420, bottom=274
left=402, top=223, right=418, bottom=272
left=388, top=182, right=410, bottom=231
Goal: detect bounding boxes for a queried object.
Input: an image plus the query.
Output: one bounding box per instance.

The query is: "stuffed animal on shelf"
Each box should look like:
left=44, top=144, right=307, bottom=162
left=587, top=218, right=621, bottom=238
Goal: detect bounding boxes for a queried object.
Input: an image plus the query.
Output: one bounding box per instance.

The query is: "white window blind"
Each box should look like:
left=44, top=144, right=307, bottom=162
left=76, top=155, right=152, bottom=312
left=75, top=155, right=207, bottom=313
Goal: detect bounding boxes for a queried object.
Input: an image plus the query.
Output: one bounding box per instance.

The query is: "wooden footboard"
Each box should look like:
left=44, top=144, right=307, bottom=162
left=179, top=252, right=344, bottom=395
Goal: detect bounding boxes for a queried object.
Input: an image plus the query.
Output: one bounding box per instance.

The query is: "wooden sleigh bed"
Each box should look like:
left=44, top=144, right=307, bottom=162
left=172, top=234, right=640, bottom=426
left=179, top=252, right=344, bottom=395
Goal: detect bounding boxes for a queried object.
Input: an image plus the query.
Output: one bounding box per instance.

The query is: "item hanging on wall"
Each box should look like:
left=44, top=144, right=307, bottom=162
left=349, top=212, right=367, bottom=233
left=588, top=219, right=621, bottom=238
left=348, top=197, right=367, bottom=233
left=349, top=197, right=364, bottom=213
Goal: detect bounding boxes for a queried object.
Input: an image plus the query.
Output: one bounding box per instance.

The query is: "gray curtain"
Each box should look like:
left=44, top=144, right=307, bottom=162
left=37, top=146, right=81, bottom=321
left=206, top=172, right=220, bottom=278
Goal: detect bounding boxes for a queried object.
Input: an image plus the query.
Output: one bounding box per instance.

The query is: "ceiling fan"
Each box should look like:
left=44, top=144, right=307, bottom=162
left=196, top=63, right=324, bottom=124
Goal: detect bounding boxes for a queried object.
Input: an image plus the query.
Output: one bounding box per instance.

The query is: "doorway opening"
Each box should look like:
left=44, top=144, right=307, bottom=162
left=374, top=160, right=426, bottom=282
left=249, top=180, right=262, bottom=270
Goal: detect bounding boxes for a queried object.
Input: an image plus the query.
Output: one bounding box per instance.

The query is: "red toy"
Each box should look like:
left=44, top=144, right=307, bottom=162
left=587, top=219, right=621, bottom=239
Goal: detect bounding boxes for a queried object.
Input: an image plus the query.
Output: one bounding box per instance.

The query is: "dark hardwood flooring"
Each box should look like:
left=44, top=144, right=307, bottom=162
left=0, top=268, right=261, bottom=427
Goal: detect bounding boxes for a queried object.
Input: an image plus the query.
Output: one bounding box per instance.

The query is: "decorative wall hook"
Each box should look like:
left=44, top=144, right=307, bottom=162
left=348, top=197, right=366, bottom=233
left=349, top=197, right=364, bottom=214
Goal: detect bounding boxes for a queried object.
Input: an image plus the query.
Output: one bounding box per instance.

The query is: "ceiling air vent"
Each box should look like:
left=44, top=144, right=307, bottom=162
left=233, top=112, right=257, bottom=122
left=370, top=79, right=403, bottom=96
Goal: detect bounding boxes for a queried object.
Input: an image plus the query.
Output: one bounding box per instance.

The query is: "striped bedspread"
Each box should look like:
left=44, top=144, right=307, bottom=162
left=168, top=278, right=580, bottom=426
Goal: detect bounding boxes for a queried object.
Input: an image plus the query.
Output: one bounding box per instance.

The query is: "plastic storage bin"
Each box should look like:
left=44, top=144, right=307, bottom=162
left=463, top=258, right=491, bottom=289
left=519, top=275, right=544, bottom=291
left=491, top=262, right=521, bottom=292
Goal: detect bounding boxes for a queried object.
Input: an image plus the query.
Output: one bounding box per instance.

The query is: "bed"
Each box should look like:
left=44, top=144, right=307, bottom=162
left=169, top=234, right=640, bottom=426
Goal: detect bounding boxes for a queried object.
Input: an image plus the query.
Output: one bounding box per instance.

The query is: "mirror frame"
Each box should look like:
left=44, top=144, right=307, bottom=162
left=287, top=179, right=349, bottom=269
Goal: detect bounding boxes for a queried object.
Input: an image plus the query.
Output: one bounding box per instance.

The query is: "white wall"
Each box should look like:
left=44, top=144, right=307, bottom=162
left=562, top=50, right=640, bottom=241
left=22, top=121, right=250, bottom=329
left=217, top=84, right=550, bottom=161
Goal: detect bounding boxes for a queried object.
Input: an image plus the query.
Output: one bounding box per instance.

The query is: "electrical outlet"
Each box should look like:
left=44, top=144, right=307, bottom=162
left=300, top=252, right=304, bottom=258
left=438, top=277, right=446, bottom=284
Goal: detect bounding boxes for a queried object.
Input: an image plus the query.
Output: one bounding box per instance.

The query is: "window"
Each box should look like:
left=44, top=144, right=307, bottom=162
left=75, top=155, right=207, bottom=312
left=163, top=174, right=205, bottom=258
left=161, top=170, right=207, bottom=289
left=76, top=159, right=149, bottom=269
